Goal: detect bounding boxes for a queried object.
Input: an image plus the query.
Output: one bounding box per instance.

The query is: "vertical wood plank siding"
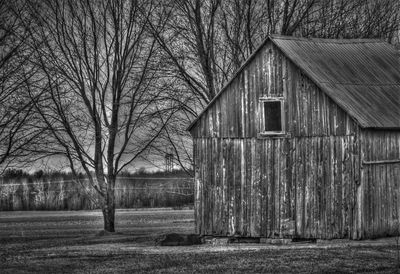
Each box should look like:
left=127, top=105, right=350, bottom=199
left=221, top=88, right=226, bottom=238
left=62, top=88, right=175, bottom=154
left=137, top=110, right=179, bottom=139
left=191, top=41, right=400, bottom=239
left=193, top=136, right=359, bottom=238
left=360, top=130, right=400, bottom=238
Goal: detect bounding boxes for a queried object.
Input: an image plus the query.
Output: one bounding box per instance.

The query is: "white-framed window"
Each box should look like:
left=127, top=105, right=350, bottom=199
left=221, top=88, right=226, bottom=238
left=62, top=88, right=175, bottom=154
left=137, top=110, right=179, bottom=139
left=259, top=97, right=285, bottom=135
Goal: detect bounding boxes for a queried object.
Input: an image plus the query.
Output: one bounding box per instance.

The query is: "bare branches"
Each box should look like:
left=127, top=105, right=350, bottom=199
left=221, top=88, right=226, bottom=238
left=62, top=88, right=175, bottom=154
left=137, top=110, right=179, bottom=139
left=21, top=0, right=178, bottom=231
left=0, top=0, right=44, bottom=170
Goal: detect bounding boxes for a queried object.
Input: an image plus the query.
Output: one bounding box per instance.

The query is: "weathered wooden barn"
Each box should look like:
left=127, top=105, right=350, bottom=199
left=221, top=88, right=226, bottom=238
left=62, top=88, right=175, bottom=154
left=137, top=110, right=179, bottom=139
left=188, top=35, right=400, bottom=240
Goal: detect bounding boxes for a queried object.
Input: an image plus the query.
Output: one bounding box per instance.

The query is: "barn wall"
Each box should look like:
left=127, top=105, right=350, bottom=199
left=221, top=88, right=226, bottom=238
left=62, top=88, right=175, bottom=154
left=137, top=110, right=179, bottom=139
left=194, top=136, right=361, bottom=239
left=359, top=130, right=400, bottom=238
left=190, top=42, right=358, bottom=138
left=191, top=40, right=400, bottom=240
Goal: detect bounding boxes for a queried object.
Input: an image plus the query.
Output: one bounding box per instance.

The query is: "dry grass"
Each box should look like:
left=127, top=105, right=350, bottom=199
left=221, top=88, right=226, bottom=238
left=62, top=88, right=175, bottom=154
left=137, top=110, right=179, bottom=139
left=1, top=209, right=399, bottom=273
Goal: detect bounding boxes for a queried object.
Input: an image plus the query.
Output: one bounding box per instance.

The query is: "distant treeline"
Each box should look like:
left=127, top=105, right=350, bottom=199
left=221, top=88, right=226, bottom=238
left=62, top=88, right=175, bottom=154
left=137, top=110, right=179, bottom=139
left=1, top=168, right=191, bottom=180
left=0, top=169, right=193, bottom=211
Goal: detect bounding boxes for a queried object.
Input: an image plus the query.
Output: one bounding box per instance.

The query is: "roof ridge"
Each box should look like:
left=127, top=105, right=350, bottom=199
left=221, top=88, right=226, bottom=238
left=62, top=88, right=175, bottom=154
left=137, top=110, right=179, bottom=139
left=270, top=34, right=384, bottom=44
left=319, top=82, right=400, bottom=86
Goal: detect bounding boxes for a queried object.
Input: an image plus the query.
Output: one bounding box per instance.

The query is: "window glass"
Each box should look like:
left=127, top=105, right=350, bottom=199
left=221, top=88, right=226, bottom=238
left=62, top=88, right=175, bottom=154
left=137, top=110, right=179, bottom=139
left=263, top=101, right=282, bottom=132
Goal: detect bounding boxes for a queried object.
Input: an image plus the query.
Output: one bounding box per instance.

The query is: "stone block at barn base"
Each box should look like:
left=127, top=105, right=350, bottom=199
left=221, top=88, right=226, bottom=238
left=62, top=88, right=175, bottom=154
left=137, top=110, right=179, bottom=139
left=156, top=233, right=203, bottom=246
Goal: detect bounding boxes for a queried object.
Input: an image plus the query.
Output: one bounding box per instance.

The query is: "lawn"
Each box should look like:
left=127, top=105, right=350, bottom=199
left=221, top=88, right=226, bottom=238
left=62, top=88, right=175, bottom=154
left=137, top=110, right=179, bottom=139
left=1, top=209, right=399, bottom=273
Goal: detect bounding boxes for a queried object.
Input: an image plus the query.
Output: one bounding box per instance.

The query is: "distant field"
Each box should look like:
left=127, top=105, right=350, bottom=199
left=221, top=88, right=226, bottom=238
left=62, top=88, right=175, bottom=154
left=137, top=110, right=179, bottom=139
left=1, top=209, right=400, bottom=273
left=0, top=177, right=194, bottom=210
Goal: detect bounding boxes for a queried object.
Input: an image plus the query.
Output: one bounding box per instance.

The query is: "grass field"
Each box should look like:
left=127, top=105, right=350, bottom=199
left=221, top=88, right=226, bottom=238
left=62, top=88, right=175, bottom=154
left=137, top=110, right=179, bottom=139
left=1, top=209, right=400, bottom=273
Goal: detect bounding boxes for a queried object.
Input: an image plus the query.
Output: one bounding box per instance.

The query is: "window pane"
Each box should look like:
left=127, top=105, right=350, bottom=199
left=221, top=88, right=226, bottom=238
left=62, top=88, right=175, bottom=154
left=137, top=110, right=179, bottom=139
left=264, top=101, right=282, bottom=131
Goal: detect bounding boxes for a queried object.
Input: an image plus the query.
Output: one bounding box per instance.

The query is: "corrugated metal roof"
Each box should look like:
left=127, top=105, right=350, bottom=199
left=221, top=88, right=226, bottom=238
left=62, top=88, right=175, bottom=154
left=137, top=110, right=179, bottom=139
left=188, top=35, right=400, bottom=131
left=271, top=35, right=400, bottom=128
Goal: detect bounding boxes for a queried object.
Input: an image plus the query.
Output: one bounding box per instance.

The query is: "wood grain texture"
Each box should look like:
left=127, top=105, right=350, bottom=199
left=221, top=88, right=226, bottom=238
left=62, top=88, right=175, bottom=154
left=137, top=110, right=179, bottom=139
left=193, top=136, right=369, bottom=239
left=358, top=130, right=400, bottom=238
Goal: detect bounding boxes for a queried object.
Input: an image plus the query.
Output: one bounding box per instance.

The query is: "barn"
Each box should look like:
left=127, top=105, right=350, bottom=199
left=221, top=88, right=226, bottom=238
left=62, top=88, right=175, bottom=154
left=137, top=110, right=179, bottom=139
left=188, top=35, right=400, bottom=240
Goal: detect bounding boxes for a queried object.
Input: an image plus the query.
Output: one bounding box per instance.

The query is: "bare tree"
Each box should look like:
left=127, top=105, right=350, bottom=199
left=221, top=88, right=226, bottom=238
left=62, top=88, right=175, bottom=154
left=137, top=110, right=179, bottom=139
left=218, top=0, right=268, bottom=71
left=0, top=0, right=44, bottom=171
left=299, top=0, right=400, bottom=42
left=25, top=0, right=175, bottom=232
left=147, top=0, right=224, bottom=109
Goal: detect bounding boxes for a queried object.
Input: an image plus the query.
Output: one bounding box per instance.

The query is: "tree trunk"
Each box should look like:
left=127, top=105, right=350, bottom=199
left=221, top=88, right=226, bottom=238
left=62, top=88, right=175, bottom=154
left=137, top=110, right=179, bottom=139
left=102, top=189, right=116, bottom=232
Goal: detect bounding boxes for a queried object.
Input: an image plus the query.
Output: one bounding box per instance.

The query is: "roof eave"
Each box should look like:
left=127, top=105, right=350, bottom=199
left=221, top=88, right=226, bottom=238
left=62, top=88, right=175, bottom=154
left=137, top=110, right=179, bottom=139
left=361, top=126, right=400, bottom=130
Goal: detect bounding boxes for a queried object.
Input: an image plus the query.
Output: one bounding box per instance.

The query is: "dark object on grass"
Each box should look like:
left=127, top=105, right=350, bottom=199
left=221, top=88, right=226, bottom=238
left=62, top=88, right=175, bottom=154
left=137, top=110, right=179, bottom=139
left=292, top=237, right=317, bottom=243
left=157, top=233, right=203, bottom=246
left=228, top=237, right=260, bottom=244
left=96, top=230, right=121, bottom=236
